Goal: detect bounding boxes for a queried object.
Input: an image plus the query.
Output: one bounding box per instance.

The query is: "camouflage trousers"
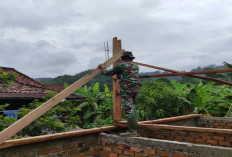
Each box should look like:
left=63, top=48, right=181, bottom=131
left=120, top=86, right=140, bottom=118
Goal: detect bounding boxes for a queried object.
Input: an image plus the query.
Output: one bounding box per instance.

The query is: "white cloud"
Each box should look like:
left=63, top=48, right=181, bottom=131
left=0, top=0, right=232, bottom=78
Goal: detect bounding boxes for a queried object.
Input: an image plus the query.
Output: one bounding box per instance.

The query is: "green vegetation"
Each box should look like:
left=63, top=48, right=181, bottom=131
left=1, top=62, right=232, bottom=138
left=0, top=67, right=17, bottom=88
left=136, top=80, right=187, bottom=121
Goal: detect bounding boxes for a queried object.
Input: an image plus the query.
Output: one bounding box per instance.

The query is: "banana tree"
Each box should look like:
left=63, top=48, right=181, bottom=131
left=171, top=81, right=214, bottom=115
left=74, top=82, right=113, bottom=128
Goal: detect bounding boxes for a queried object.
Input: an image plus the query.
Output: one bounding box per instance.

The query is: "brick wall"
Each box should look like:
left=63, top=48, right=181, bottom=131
left=158, top=116, right=232, bottom=129
left=0, top=131, right=232, bottom=157
left=0, top=134, right=97, bottom=157
left=97, top=133, right=232, bottom=157
left=138, top=128, right=232, bottom=148
left=197, top=117, right=232, bottom=129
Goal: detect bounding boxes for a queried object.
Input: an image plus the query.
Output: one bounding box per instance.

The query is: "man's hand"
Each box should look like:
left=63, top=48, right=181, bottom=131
left=98, top=64, right=105, bottom=70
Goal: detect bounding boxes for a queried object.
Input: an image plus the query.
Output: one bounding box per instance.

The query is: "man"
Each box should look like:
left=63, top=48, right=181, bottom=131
left=98, top=51, right=140, bottom=136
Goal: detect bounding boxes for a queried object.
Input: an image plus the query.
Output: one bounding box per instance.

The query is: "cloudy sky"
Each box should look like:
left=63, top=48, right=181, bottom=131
left=0, top=0, right=232, bottom=78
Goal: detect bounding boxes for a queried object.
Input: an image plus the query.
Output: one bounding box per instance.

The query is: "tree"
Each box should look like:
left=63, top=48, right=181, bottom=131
left=135, top=80, right=187, bottom=121
left=74, top=82, right=113, bottom=128
left=171, top=81, right=232, bottom=117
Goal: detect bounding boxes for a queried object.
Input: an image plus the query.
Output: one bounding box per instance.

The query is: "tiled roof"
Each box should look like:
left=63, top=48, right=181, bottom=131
left=0, top=67, right=83, bottom=99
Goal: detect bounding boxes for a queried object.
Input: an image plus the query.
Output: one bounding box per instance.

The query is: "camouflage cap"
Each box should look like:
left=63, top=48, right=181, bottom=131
left=121, top=51, right=135, bottom=59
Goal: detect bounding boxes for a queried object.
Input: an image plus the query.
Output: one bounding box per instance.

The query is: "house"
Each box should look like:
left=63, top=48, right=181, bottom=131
left=0, top=67, right=83, bottom=117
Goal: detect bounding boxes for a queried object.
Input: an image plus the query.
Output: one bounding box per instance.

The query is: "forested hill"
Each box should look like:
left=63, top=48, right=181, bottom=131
left=35, top=64, right=227, bottom=91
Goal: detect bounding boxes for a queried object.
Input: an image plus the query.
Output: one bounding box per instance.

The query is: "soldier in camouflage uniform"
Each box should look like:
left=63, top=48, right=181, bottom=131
left=98, top=51, right=140, bottom=136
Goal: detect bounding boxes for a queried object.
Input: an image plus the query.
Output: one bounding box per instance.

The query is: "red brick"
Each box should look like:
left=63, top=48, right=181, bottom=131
left=86, top=151, right=95, bottom=156
left=189, top=134, right=200, bottom=138
left=118, top=144, right=127, bottom=149
left=113, top=148, right=122, bottom=154
left=228, top=123, right=232, bottom=126
left=173, top=153, right=186, bottom=157
left=130, top=146, right=140, bottom=152
left=185, top=138, right=194, bottom=142
left=37, top=149, right=49, bottom=156
left=202, top=135, right=211, bottom=140
left=101, top=141, right=106, bottom=146
left=77, top=153, right=85, bottom=157
left=144, top=148, right=155, bottom=155
left=175, top=136, right=183, bottom=141
left=219, top=141, right=230, bottom=146
left=124, top=150, right=134, bottom=156
left=100, top=151, right=108, bottom=156
left=227, top=137, right=232, bottom=142
left=213, top=123, right=219, bottom=126
left=110, top=153, right=118, bottom=157
left=157, top=151, right=169, bottom=157
left=51, top=148, right=59, bottom=153
left=195, top=139, right=204, bottom=143
left=136, top=153, right=147, bottom=157
left=214, top=136, right=224, bottom=141
left=206, top=140, right=217, bottom=145
left=103, top=146, right=112, bottom=152
left=64, top=144, right=73, bottom=150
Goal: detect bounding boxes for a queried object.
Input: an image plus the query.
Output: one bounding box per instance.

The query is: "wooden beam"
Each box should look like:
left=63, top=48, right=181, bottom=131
left=113, top=37, right=122, bottom=122
left=139, top=124, right=232, bottom=135
left=114, top=114, right=201, bottom=128
left=0, top=126, right=118, bottom=149
left=139, top=114, right=201, bottom=124
left=139, top=68, right=232, bottom=78
left=0, top=49, right=125, bottom=145
left=134, top=62, right=232, bottom=86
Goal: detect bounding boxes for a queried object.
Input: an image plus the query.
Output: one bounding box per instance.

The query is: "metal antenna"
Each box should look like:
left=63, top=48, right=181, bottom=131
left=104, top=41, right=110, bottom=69
left=104, top=41, right=110, bottom=61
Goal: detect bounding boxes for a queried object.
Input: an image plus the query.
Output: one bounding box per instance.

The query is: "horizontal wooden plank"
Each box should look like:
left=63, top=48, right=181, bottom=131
left=139, top=124, right=232, bottom=135
left=114, top=114, right=201, bottom=128
left=0, top=126, right=118, bottom=149
left=139, top=114, right=201, bottom=124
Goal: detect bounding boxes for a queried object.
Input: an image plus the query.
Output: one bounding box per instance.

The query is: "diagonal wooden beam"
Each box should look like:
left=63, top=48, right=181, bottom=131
left=0, top=50, right=125, bottom=145
left=139, top=68, right=232, bottom=78
left=134, top=62, right=232, bottom=86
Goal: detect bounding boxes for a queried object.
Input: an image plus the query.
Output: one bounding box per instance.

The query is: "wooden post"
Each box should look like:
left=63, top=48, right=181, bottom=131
left=0, top=49, right=125, bottom=145
left=113, top=37, right=122, bottom=122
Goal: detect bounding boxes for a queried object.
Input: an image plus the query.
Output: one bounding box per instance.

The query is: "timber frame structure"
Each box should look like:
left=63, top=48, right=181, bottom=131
left=0, top=37, right=232, bottom=156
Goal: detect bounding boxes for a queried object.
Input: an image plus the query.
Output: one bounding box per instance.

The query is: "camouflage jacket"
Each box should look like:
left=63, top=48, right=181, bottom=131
left=102, top=62, right=140, bottom=90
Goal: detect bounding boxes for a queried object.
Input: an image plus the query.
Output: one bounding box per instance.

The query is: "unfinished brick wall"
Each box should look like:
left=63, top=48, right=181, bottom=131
left=0, top=134, right=97, bottom=157
left=1, top=130, right=232, bottom=157
left=138, top=129, right=232, bottom=148
left=1, top=116, right=232, bottom=157
left=137, top=116, right=232, bottom=148
left=97, top=133, right=232, bottom=157
left=197, top=117, right=232, bottom=129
